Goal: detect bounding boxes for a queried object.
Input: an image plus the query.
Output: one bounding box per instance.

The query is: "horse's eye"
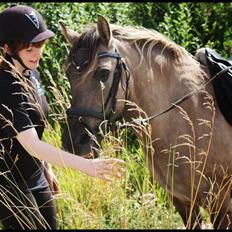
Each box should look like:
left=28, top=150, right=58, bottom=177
left=95, top=68, right=110, bottom=82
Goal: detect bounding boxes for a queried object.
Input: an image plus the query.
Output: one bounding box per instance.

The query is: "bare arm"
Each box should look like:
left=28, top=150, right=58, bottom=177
left=16, top=128, right=125, bottom=182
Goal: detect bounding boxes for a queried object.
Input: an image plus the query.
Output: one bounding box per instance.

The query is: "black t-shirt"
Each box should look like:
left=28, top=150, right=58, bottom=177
left=0, top=69, right=49, bottom=191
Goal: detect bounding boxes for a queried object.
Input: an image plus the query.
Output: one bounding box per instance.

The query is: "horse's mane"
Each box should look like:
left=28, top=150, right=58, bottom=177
left=76, top=23, right=207, bottom=86
left=109, top=24, right=208, bottom=85
left=79, top=23, right=198, bottom=68
left=111, top=24, right=188, bottom=61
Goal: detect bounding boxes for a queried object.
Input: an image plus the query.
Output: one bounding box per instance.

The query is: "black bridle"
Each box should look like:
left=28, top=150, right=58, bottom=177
left=66, top=49, right=130, bottom=135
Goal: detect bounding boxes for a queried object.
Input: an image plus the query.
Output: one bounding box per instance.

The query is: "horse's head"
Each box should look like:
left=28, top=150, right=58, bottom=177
left=60, top=16, right=130, bottom=158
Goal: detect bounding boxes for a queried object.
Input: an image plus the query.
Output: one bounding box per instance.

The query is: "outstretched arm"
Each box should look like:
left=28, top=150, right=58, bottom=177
left=16, top=128, right=125, bottom=183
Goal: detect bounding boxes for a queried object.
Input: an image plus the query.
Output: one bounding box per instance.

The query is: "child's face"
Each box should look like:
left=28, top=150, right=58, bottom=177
left=18, top=43, right=44, bottom=70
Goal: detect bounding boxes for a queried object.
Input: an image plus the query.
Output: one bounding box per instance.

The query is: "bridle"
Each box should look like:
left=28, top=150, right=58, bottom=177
left=66, top=49, right=130, bottom=135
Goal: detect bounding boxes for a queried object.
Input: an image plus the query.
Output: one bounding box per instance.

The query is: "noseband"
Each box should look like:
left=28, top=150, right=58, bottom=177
left=66, top=49, right=130, bottom=135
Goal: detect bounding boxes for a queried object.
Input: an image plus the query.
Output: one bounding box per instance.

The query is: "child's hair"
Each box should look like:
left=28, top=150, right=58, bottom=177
left=0, top=40, right=46, bottom=70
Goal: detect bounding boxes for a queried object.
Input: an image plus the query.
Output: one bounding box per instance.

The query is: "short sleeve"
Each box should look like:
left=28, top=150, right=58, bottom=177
left=0, top=72, right=34, bottom=138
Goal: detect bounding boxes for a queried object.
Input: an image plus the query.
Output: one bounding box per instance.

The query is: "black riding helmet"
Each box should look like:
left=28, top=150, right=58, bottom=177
left=0, top=4, right=55, bottom=69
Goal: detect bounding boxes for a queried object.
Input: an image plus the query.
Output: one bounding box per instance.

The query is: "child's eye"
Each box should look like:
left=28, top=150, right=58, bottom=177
left=26, top=48, right=32, bottom=52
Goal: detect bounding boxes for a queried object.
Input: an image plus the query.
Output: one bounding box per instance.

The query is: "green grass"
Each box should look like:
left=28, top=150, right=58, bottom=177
left=42, top=124, right=183, bottom=229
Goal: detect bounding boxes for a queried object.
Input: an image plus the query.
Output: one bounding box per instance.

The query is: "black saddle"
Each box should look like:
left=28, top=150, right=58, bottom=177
left=204, top=48, right=232, bottom=125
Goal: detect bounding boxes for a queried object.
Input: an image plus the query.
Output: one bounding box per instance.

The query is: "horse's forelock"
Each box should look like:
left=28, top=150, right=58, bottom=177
left=66, top=27, right=100, bottom=77
left=76, top=27, right=99, bottom=61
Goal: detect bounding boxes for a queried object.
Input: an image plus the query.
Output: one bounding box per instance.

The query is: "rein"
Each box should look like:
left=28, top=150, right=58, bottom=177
left=141, top=65, right=232, bottom=122
left=117, top=64, right=232, bottom=130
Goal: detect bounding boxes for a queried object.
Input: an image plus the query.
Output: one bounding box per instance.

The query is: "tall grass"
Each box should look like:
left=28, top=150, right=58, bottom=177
left=42, top=122, right=183, bottom=229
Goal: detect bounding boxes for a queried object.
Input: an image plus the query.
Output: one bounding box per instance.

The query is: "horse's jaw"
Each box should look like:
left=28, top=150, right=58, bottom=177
left=61, top=128, right=100, bottom=159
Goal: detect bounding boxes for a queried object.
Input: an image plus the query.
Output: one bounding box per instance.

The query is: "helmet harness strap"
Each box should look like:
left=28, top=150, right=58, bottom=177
left=11, top=51, right=29, bottom=71
left=6, top=41, right=29, bottom=71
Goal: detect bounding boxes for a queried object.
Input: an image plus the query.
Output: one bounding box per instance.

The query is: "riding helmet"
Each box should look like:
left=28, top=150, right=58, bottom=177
left=0, top=4, right=55, bottom=45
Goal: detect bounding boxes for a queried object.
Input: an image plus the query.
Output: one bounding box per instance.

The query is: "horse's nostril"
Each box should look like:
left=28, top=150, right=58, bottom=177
left=79, top=134, right=90, bottom=145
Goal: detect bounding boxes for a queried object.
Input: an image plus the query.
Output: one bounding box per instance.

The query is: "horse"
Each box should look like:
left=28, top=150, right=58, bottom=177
left=59, top=16, right=232, bottom=229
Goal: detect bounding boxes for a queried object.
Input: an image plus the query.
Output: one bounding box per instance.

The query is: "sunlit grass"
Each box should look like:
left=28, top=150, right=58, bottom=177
left=41, top=121, right=183, bottom=229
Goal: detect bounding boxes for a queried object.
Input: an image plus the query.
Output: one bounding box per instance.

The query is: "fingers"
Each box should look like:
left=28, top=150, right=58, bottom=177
left=105, top=158, right=126, bottom=176
left=52, top=179, right=60, bottom=195
left=48, top=176, right=60, bottom=195
left=94, top=158, right=126, bottom=183
left=105, top=158, right=125, bottom=166
left=102, top=158, right=125, bottom=169
left=99, top=174, right=114, bottom=184
left=103, top=165, right=125, bottom=178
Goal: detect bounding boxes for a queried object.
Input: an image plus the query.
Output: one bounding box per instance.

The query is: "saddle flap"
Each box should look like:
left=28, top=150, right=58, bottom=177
left=205, top=48, right=232, bottom=77
left=203, top=48, right=232, bottom=126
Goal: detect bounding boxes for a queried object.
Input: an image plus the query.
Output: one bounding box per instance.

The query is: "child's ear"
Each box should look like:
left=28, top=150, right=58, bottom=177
left=3, top=44, right=12, bottom=55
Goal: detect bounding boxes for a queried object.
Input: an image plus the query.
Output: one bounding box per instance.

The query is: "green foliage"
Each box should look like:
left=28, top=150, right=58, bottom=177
left=125, top=3, right=232, bottom=56
left=0, top=2, right=230, bottom=229
left=158, top=3, right=200, bottom=52
left=1, top=2, right=230, bottom=125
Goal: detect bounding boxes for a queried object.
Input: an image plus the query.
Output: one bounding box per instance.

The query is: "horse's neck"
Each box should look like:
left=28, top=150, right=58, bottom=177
left=122, top=49, right=205, bottom=119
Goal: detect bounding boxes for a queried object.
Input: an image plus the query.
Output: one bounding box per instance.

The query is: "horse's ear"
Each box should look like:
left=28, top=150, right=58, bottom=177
left=59, top=21, right=79, bottom=45
left=97, top=15, right=112, bottom=47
